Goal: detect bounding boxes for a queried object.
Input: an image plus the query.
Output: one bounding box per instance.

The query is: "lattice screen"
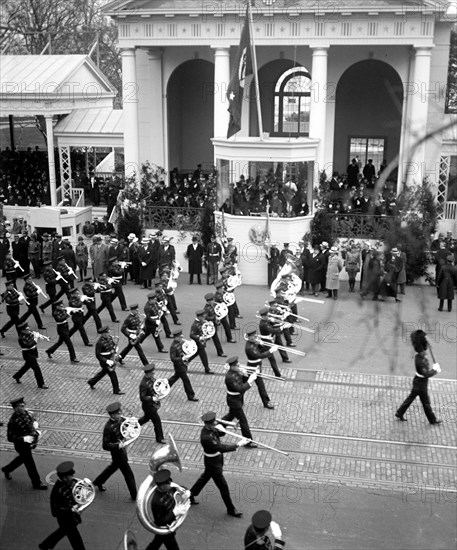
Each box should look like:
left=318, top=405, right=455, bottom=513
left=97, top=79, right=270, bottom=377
left=437, top=156, right=450, bottom=220
left=58, top=145, right=72, bottom=204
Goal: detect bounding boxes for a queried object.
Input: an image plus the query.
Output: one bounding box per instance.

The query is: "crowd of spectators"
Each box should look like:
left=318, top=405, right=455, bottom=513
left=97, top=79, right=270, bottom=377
left=0, top=147, right=51, bottom=206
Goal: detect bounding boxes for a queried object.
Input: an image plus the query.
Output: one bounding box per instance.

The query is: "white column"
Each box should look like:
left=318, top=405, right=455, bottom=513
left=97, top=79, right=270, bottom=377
left=212, top=47, right=231, bottom=139
left=147, top=49, right=165, bottom=169
left=405, top=47, right=432, bottom=185
left=45, top=114, right=57, bottom=206
left=309, top=46, right=329, bottom=177
left=121, top=48, right=140, bottom=181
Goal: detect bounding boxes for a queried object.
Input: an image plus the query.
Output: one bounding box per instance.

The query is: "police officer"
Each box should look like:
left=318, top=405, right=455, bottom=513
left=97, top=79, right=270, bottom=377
left=221, top=356, right=257, bottom=446
left=81, top=277, right=102, bottom=331
left=189, top=411, right=248, bottom=517
left=118, top=304, right=148, bottom=366
left=13, top=323, right=48, bottom=388
left=203, top=293, right=226, bottom=357
left=244, top=510, right=285, bottom=550
left=88, top=326, right=124, bottom=395
left=189, top=310, right=213, bottom=374
left=45, top=300, right=79, bottom=363
left=68, top=288, right=92, bottom=346
left=38, top=461, right=86, bottom=550
left=18, top=272, right=44, bottom=329
left=245, top=328, right=275, bottom=409
left=138, top=292, right=168, bottom=353
left=168, top=329, right=199, bottom=402
left=93, top=402, right=137, bottom=500
left=1, top=396, right=47, bottom=489
left=1, top=279, right=21, bottom=337
left=138, top=363, right=166, bottom=444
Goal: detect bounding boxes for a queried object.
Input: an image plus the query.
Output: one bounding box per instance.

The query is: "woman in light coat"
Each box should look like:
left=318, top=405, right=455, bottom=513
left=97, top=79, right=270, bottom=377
left=326, top=246, right=343, bottom=300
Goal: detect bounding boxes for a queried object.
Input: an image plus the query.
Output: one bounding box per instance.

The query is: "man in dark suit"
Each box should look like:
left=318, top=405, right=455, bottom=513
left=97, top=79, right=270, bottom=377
left=185, top=236, right=204, bottom=285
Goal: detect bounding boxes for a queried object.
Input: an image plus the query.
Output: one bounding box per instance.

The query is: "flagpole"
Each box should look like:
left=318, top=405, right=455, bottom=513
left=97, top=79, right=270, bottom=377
left=246, top=0, right=264, bottom=141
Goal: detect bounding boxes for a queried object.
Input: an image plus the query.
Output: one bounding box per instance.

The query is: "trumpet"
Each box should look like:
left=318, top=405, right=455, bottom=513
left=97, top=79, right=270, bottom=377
left=80, top=295, right=94, bottom=302
left=216, top=425, right=289, bottom=456
left=14, top=288, right=30, bottom=306
left=12, top=256, right=24, bottom=272
left=53, top=269, right=68, bottom=284
left=67, top=265, right=77, bottom=279
left=246, top=333, right=307, bottom=357
left=227, top=364, right=286, bottom=382
left=65, top=307, right=84, bottom=314
left=31, top=331, right=50, bottom=342
left=119, top=261, right=132, bottom=269
left=33, top=282, right=48, bottom=299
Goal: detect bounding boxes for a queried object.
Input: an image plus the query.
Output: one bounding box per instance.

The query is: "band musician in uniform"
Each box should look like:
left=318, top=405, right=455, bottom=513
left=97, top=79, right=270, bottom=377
left=244, top=510, right=285, bottom=550
left=203, top=293, right=227, bottom=357
left=147, top=469, right=189, bottom=550
left=38, top=461, right=86, bottom=550
left=93, top=402, right=137, bottom=499
left=138, top=363, right=166, bottom=444
left=221, top=356, right=257, bottom=447
left=189, top=411, right=248, bottom=517
left=88, top=326, right=124, bottom=394
left=18, top=272, right=45, bottom=329
left=81, top=277, right=102, bottom=331
left=138, top=292, right=168, bottom=353
left=118, top=304, right=149, bottom=366
left=45, top=300, right=79, bottom=363
left=245, top=328, right=276, bottom=409
left=395, top=329, right=443, bottom=425
left=168, top=329, right=199, bottom=402
left=1, top=279, right=21, bottom=337
left=13, top=322, right=48, bottom=389
left=189, top=310, right=214, bottom=374
left=2, top=396, right=48, bottom=490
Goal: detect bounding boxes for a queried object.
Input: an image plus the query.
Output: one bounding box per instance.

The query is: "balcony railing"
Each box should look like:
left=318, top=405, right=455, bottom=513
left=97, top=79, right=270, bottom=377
left=328, top=213, right=396, bottom=240
left=143, top=205, right=205, bottom=231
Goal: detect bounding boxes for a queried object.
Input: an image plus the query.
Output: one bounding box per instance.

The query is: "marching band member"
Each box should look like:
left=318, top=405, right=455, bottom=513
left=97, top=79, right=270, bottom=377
left=55, top=255, right=72, bottom=295
left=118, top=304, right=149, bottom=366
left=1, top=279, right=22, bottom=337
left=96, top=272, right=119, bottom=323
left=261, top=305, right=293, bottom=362
left=206, top=234, right=222, bottom=285
left=38, top=461, right=86, bottom=550
left=18, top=272, right=45, bottom=329
left=203, top=293, right=227, bottom=357
left=189, top=411, right=248, bottom=517
left=93, top=402, right=138, bottom=500
left=189, top=309, right=214, bottom=374
left=257, top=308, right=285, bottom=377
left=245, top=328, right=275, bottom=409
left=81, top=277, right=102, bottom=331
left=45, top=300, right=79, bottom=363
left=156, top=279, right=180, bottom=326
left=148, top=469, right=188, bottom=550
left=68, top=288, right=92, bottom=347
left=221, top=356, right=257, bottom=446
left=168, top=328, right=199, bottom=402
left=138, top=292, right=168, bottom=353
left=160, top=267, right=180, bottom=316
left=138, top=363, right=166, bottom=444
left=88, top=326, right=124, bottom=395
left=13, top=322, right=48, bottom=388
left=4, top=251, right=19, bottom=285
left=108, top=256, right=128, bottom=311
left=244, top=510, right=285, bottom=550
left=395, top=329, right=443, bottom=425
left=214, top=281, right=236, bottom=343
left=1, top=396, right=47, bottom=490
left=154, top=282, right=173, bottom=337
left=40, top=260, right=64, bottom=312
left=268, top=299, right=294, bottom=348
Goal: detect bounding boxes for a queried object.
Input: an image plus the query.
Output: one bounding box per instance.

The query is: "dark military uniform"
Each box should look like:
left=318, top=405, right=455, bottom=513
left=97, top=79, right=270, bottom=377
left=108, top=260, right=127, bottom=310
left=3, top=407, right=44, bottom=488
left=189, top=318, right=211, bottom=373
left=258, top=318, right=284, bottom=376
left=244, top=524, right=285, bottom=550
left=267, top=247, right=280, bottom=287
left=203, top=301, right=225, bottom=356
left=138, top=299, right=166, bottom=352
left=46, top=306, right=77, bottom=361
left=148, top=487, right=180, bottom=550
left=245, top=340, right=272, bottom=407
left=155, top=286, right=172, bottom=337
left=206, top=241, right=222, bottom=284
left=4, top=258, right=18, bottom=284
left=138, top=373, right=165, bottom=442
left=19, top=277, right=44, bottom=328
left=190, top=424, right=239, bottom=514
left=40, top=478, right=85, bottom=550
left=118, top=310, right=148, bottom=365
left=55, top=260, right=72, bottom=294
left=96, top=275, right=118, bottom=322
left=13, top=330, right=46, bottom=387
left=93, top=417, right=137, bottom=499
left=81, top=280, right=102, bottom=330
left=214, top=286, right=235, bottom=342
left=68, top=291, right=91, bottom=345
left=161, top=280, right=179, bottom=324
left=40, top=264, right=65, bottom=311
left=221, top=369, right=254, bottom=440
left=88, top=333, right=121, bottom=393
left=41, top=239, right=53, bottom=264
left=1, top=285, right=21, bottom=335
left=168, top=337, right=197, bottom=400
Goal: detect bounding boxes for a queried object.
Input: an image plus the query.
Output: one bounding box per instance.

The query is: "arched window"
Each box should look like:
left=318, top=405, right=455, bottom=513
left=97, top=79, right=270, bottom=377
left=273, top=67, right=311, bottom=136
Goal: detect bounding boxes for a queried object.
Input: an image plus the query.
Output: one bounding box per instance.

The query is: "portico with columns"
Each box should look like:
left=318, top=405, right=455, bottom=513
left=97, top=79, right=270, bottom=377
left=104, top=0, right=454, bottom=202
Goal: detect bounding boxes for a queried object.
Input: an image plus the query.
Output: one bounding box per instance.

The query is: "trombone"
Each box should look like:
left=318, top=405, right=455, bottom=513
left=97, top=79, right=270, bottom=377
left=256, top=313, right=315, bottom=335
left=265, top=302, right=310, bottom=323
left=247, top=332, right=307, bottom=357
left=216, top=425, right=289, bottom=456
left=224, top=364, right=286, bottom=382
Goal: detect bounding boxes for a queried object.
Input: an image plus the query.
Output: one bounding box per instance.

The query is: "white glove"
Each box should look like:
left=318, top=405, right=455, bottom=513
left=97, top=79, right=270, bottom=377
left=23, top=435, right=35, bottom=444
left=248, top=372, right=258, bottom=384
left=236, top=437, right=250, bottom=447
left=152, top=396, right=160, bottom=402
left=33, top=421, right=39, bottom=430
left=214, top=423, right=225, bottom=431
left=282, top=323, right=292, bottom=330
left=173, top=502, right=190, bottom=516
left=106, top=359, right=114, bottom=366
left=269, top=345, right=279, bottom=354
left=141, top=262, right=146, bottom=266
left=433, top=363, right=441, bottom=373
left=118, top=441, right=125, bottom=449
left=270, top=520, right=282, bottom=539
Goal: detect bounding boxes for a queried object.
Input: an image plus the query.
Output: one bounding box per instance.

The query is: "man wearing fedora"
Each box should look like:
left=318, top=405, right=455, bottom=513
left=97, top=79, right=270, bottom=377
left=138, top=237, right=155, bottom=289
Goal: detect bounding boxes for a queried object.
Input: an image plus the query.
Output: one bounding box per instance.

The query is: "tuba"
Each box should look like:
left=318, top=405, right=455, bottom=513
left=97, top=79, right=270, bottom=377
left=72, top=478, right=96, bottom=513
left=153, top=378, right=171, bottom=400
left=136, top=434, right=191, bottom=536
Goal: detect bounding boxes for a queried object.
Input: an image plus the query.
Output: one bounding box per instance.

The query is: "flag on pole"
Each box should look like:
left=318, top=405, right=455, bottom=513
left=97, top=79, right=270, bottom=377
left=226, top=8, right=253, bottom=139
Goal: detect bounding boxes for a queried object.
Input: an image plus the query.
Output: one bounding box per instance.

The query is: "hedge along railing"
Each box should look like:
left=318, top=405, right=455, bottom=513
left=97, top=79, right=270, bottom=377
left=142, top=205, right=205, bottom=231
left=328, top=213, right=396, bottom=240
